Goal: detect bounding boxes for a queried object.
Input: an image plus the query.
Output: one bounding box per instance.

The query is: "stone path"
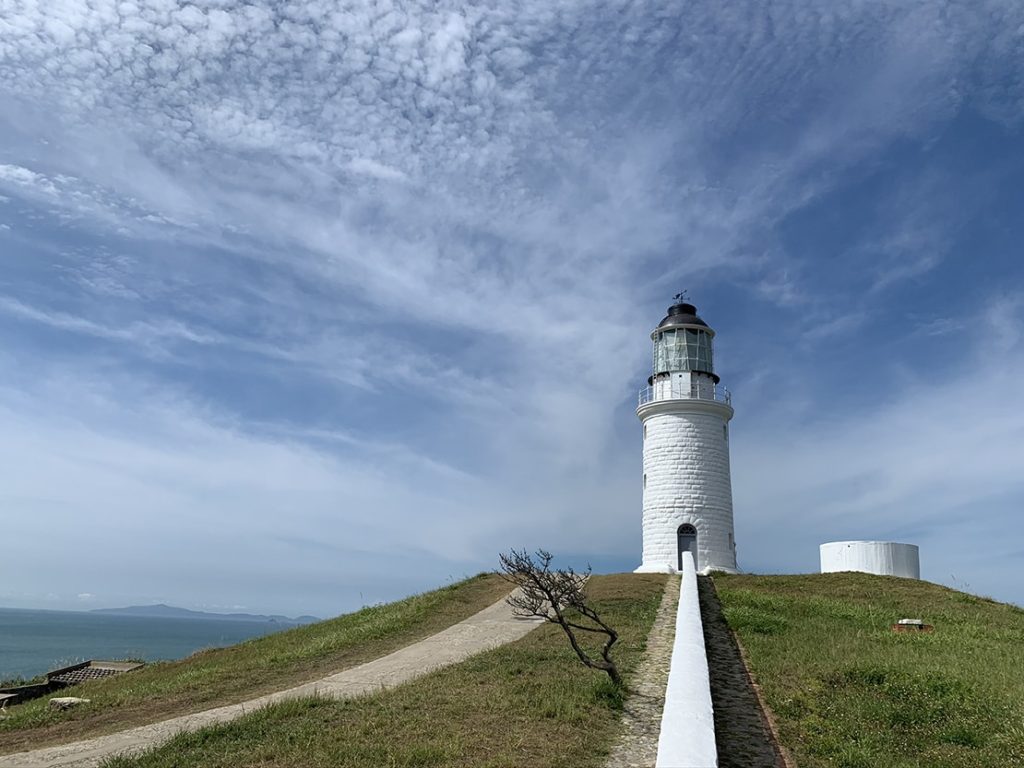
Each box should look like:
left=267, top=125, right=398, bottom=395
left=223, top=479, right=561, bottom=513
left=697, top=576, right=786, bottom=768
left=604, top=575, right=680, bottom=768
left=0, top=594, right=543, bottom=768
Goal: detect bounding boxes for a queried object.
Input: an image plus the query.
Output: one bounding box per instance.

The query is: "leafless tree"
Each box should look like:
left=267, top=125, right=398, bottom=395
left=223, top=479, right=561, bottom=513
left=498, top=548, right=622, bottom=687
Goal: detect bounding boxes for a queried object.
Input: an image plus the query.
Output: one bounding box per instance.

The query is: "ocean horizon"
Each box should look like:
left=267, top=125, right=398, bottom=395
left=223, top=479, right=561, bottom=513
left=0, top=606, right=291, bottom=682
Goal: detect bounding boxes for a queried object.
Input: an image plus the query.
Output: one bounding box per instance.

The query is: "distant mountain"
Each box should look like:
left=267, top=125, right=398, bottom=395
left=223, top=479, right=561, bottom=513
left=91, top=604, right=320, bottom=625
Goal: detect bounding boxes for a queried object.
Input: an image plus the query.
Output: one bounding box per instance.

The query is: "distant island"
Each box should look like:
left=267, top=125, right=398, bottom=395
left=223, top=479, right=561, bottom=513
left=91, top=603, right=320, bottom=625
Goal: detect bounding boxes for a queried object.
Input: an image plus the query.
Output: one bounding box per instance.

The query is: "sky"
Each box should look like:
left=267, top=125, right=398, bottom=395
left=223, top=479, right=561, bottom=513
left=1, top=0, right=1023, bottom=617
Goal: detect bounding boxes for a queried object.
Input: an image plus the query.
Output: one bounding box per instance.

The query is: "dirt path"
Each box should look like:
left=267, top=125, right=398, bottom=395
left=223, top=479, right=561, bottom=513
left=697, top=575, right=786, bottom=768
left=603, top=574, right=679, bottom=768
left=0, top=594, right=542, bottom=768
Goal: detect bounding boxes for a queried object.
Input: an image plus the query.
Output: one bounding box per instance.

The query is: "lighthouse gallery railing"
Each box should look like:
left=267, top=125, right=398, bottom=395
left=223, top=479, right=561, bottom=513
left=638, top=382, right=732, bottom=406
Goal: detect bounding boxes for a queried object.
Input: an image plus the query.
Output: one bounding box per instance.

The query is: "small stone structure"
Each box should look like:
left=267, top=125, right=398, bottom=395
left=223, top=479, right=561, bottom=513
left=48, top=697, right=90, bottom=711
left=47, top=661, right=144, bottom=686
left=819, top=541, right=920, bottom=579
left=0, top=661, right=144, bottom=706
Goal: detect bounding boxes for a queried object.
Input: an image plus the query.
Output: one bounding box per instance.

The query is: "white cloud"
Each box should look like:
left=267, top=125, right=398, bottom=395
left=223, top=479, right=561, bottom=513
left=734, top=300, right=1024, bottom=599
left=984, top=295, right=1024, bottom=352
left=0, top=0, right=1023, bottom=613
left=0, top=163, right=59, bottom=196
left=347, top=157, right=409, bottom=182
left=0, top=296, right=221, bottom=349
left=0, top=366, right=496, bottom=615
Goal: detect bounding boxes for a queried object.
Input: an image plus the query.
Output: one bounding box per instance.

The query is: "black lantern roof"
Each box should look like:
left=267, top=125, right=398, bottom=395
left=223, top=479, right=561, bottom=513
left=656, top=301, right=710, bottom=331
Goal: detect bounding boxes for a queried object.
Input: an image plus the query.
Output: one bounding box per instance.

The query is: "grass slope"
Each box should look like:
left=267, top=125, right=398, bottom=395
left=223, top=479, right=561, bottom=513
left=715, top=572, right=1024, bottom=768
left=102, top=573, right=668, bottom=768
left=0, top=573, right=510, bottom=754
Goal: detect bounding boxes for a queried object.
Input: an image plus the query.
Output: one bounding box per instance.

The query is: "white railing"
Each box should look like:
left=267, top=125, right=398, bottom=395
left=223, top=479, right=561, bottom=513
left=638, top=382, right=732, bottom=406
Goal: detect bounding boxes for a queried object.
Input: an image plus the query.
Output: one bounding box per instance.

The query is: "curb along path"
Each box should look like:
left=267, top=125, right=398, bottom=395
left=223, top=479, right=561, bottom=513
left=698, top=576, right=786, bottom=768
left=0, top=594, right=543, bottom=768
left=603, top=574, right=680, bottom=768
left=656, top=553, right=718, bottom=768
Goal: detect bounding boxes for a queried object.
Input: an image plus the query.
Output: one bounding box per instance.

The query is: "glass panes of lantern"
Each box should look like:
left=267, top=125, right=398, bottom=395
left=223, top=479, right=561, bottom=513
left=653, top=328, right=714, bottom=373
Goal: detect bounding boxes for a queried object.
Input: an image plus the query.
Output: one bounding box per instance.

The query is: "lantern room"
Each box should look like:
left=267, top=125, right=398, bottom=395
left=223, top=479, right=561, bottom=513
left=651, top=301, right=717, bottom=380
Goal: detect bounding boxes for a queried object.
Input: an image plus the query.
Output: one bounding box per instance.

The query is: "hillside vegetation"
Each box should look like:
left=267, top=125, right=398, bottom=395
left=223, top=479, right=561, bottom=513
left=0, top=573, right=510, bottom=754
left=102, top=573, right=667, bottom=768
left=715, top=572, right=1024, bottom=768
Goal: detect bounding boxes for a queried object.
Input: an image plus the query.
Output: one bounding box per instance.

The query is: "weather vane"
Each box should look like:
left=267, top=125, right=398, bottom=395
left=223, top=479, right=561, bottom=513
left=674, top=290, right=690, bottom=303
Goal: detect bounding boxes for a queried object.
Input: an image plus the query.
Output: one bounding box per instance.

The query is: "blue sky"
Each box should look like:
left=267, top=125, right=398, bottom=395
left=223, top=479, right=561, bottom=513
left=1, top=1, right=1022, bottom=616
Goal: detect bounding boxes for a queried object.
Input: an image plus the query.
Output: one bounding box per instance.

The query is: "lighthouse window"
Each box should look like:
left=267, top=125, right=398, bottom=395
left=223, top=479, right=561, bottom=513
left=723, top=424, right=728, bottom=440
left=686, top=329, right=700, bottom=369
left=643, top=474, right=647, bottom=488
left=654, top=328, right=713, bottom=374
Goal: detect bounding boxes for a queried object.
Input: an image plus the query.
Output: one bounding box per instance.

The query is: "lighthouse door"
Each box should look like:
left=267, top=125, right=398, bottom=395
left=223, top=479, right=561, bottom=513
left=677, top=524, right=698, bottom=571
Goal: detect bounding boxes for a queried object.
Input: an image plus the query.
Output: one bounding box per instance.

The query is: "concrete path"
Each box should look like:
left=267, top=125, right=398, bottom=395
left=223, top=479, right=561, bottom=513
left=0, top=593, right=543, bottom=768
left=604, top=575, right=680, bottom=768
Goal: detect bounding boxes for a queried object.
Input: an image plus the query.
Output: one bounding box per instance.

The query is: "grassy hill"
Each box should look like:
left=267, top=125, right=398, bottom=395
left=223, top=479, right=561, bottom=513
left=0, top=573, right=512, bottom=754
left=6, top=570, right=1019, bottom=768
left=715, top=572, right=1024, bottom=768
left=99, top=573, right=667, bottom=768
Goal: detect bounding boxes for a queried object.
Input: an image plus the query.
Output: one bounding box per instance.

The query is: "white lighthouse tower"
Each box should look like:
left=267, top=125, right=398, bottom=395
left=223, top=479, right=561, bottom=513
left=635, top=297, right=737, bottom=574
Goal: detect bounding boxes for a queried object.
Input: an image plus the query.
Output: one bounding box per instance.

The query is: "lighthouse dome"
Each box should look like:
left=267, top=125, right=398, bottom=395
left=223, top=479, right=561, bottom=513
left=655, top=301, right=711, bottom=332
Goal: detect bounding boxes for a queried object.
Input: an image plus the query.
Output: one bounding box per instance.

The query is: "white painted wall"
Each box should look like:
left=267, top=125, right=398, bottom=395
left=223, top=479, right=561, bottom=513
left=820, top=541, right=920, bottom=579
left=637, top=376, right=736, bottom=574
left=656, top=551, right=718, bottom=768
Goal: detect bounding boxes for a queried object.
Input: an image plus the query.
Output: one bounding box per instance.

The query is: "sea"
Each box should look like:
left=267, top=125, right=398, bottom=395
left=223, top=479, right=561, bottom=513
left=0, top=607, right=289, bottom=682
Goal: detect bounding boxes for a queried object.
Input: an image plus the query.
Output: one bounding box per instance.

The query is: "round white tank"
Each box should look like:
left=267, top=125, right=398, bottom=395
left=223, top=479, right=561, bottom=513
left=820, top=541, right=920, bottom=579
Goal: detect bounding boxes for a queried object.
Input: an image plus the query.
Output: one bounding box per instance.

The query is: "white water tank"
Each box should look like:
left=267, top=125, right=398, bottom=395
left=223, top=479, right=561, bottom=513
left=820, top=541, right=920, bottom=579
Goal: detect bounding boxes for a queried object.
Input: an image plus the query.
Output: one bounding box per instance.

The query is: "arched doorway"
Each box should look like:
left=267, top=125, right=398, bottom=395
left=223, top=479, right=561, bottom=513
left=677, top=524, right=698, bottom=571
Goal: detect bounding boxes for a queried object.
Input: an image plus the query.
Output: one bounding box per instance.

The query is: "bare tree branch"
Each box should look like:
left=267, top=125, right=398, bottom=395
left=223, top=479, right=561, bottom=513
left=498, top=548, right=622, bottom=687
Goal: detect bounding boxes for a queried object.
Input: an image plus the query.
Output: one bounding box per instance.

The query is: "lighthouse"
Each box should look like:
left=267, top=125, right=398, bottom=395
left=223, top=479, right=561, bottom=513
left=635, top=297, right=738, bottom=574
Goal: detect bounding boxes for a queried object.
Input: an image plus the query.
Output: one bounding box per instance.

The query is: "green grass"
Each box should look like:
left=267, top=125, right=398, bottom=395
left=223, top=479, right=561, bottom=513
left=0, top=573, right=511, bottom=754
left=101, top=573, right=667, bottom=768
left=714, top=572, right=1024, bottom=768
left=0, top=674, right=46, bottom=689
